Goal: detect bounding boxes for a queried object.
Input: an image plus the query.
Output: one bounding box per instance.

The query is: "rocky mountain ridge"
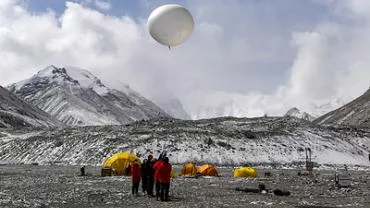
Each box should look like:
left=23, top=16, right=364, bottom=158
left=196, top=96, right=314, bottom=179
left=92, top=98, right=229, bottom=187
left=7, top=66, right=169, bottom=126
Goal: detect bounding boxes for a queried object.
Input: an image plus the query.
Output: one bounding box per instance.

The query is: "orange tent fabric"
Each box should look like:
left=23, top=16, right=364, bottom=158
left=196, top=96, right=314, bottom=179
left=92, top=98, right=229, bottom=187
left=180, top=162, right=197, bottom=176
left=197, top=164, right=218, bottom=176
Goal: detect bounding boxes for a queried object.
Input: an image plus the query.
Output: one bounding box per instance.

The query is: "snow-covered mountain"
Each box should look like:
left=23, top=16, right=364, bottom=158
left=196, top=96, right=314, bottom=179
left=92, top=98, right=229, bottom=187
left=315, top=88, right=370, bottom=128
left=284, top=107, right=316, bottom=121
left=1, top=117, right=369, bottom=166
left=7, top=66, right=169, bottom=126
left=153, top=98, right=191, bottom=120
left=0, top=85, right=61, bottom=128
left=181, top=88, right=353, bottom=120
left=191, top=101, right=256, bottom=120
left=301, top=98, right=348, bottom=118
left=191, top=100, right=348, bottom=120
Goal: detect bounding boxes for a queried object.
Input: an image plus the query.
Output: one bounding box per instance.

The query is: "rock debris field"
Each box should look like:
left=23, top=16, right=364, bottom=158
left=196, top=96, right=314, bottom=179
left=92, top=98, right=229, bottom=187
left=0, top=165, right=369, bottom=208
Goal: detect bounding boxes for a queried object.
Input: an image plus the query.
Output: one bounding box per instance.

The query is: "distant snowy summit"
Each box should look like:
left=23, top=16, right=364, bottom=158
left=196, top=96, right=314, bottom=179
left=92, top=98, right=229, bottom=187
left=0, top=85, right=61, bottom=128
left=303, top=98, right=348, bottom=118
left=284, top=107, right=316, bottom=122
left=7, top=65, right=170, bottom=126
left=153, top=97, right=191, bottom=120
left=315, top=88, right=370, bottom=128
left=190, top=100, right=254, bottom=120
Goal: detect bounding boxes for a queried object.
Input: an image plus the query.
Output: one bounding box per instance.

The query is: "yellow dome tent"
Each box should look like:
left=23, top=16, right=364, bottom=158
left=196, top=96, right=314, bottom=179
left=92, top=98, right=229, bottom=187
left=233, top=166, right=257, bottom=178
left=171, top=169, right=176, bottom=178
left=102, top=152, right=141, bottom=176
left=180, top=162, right=198, bottom=176
left=197, top=164, right=218, bottom=176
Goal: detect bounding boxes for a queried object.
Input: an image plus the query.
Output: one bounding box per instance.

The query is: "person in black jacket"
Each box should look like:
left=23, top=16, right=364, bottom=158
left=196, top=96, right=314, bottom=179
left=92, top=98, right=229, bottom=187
left=141, top=159, right=148, bottom=194
left=144, top=155, right=154, bottom=196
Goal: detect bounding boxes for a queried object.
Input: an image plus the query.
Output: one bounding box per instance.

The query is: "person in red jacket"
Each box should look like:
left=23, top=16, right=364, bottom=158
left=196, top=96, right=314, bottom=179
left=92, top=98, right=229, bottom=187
left=152, top=157, right=163, bottom=200
left=158, top=157, right=172, bottom=202
left=131, top=159, right=141, bottom=195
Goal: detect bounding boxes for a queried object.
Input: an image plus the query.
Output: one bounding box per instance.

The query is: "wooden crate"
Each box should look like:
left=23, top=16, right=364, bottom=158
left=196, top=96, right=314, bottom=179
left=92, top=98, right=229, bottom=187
left=101, top=167, right=112, bottom=177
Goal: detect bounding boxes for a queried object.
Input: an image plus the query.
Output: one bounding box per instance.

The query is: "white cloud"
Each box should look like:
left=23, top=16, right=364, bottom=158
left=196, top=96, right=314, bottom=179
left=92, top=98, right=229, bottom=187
left=93, top=0, right=111, bottom=11
left=276, top=2, right=370, bottom=115
left=77, top=0, right=111, bottom=11
left=0, top=0, right=369, bottom=119
left=330, top=0, right=370, bottom=19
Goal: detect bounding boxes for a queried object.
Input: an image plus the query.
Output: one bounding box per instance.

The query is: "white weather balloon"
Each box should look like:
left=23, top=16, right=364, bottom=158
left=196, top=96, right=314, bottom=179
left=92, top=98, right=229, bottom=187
left=148, top=4, right=194, bottom=48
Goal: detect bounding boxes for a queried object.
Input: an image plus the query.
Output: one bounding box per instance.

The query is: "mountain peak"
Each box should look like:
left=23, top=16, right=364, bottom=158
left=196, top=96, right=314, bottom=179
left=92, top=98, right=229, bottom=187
left=37, top=66, right=79, bottom=85
left=7, top=65, right=169, bottom=126
left=284, top=107, right=316, bottom=121
left=34, top=65, right=109, bottom=95
left=288, top=107, right=299, bottom=112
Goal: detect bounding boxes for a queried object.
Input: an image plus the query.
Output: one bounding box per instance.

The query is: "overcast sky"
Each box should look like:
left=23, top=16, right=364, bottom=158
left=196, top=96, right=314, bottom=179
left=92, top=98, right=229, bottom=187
left=1, top=0, right=369, bottom=118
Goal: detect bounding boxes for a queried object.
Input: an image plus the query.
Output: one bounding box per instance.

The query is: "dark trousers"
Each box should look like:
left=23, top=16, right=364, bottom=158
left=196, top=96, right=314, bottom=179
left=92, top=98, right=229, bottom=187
left=160, top=183, right=170, bottom=201
left=142, top=176, right=148, bottom=193
left=132, top=182, right=140, bottom=195
left=147, top=176, right=154, bottom=195
left=155, top=180, right=161, bottom=198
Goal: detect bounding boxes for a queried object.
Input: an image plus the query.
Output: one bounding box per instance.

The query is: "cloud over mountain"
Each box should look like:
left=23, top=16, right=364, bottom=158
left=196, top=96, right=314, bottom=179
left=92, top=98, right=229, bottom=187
left=0, top=0, right=369, bottom=119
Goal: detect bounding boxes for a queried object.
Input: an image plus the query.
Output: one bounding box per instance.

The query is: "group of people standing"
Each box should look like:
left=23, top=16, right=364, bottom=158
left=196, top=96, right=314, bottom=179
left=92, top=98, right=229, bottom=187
left=130, top=152, right=172, bottom=202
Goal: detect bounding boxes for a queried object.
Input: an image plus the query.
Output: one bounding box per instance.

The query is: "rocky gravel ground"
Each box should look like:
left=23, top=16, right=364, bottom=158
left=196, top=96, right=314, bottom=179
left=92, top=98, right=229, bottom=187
left=0, top=165, right=369, bottom=208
